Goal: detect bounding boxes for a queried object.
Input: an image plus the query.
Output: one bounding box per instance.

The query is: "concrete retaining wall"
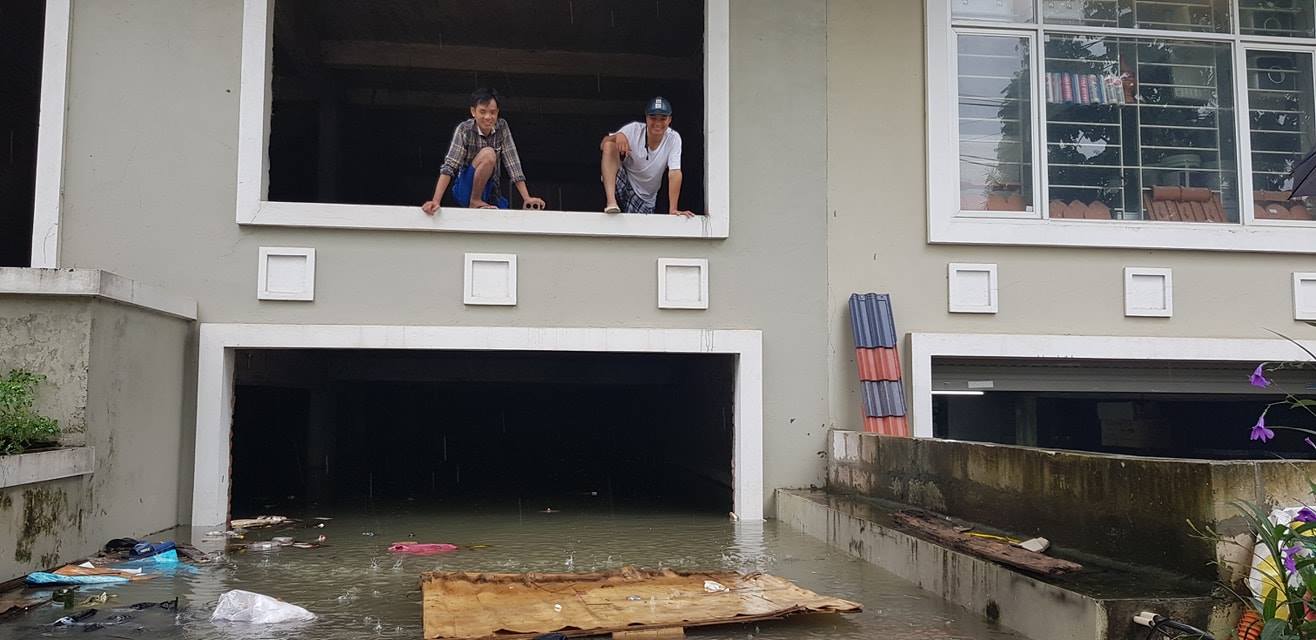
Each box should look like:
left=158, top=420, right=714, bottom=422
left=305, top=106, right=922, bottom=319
left=827, top=430, right=1316, bottom=583
left=0, top=270, right=193, bottom=582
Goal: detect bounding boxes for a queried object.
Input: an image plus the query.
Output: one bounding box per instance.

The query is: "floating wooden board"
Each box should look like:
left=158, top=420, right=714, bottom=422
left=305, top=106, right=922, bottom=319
left=420, top=566, right=862, bottom=640
left=892, top=510, right=1083, bottom=576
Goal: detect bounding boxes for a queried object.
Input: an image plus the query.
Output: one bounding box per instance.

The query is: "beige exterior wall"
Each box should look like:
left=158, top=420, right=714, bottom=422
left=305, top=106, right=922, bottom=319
left=825, top=0, right=1316, bottom=430
left=54, top=0, right=833, bottom=517
left=0, top=297, right=189, bottom=581
left=46, top=0, right=1315, bottom=516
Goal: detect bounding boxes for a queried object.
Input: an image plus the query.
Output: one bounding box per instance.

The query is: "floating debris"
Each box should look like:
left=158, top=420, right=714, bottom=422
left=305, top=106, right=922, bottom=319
left=230, top=516, right=291, bottom=529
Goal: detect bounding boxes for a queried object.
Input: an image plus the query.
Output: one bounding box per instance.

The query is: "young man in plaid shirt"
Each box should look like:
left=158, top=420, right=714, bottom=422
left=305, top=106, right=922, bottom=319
left=421, top=88, right=546, bottom=213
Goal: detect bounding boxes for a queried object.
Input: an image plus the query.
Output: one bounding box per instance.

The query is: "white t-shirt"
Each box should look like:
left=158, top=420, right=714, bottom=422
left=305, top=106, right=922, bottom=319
left=616, top=121, right=682, bottom=203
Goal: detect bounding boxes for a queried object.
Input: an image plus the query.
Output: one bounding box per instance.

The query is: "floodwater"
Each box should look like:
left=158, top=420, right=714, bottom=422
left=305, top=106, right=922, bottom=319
left=0, top=505, right=1023, bottom=639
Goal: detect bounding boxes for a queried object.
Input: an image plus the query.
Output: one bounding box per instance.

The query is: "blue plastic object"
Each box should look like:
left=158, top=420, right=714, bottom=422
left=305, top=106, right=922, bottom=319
left=130, top=541, right=176, bottom=558
left=25, top=572, right=130, bottom=586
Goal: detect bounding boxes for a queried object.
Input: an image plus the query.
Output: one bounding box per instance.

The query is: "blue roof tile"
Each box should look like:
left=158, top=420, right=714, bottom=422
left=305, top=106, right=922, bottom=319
left=849, top=293, right=897, bottom=348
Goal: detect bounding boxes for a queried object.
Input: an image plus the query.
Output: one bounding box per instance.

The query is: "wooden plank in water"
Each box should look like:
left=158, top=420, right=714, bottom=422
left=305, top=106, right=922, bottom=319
left=613, top=628, right=685, bottom=639
left=892, top=510, right=1083, bottom=576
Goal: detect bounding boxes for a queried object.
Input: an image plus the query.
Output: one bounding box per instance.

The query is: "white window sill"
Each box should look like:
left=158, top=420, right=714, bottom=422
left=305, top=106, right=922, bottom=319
left=931, top=216, right=1316, bottom=254
left=240, top=201, right=728, bottom=239
left=0, top=446, right=94, bottom=488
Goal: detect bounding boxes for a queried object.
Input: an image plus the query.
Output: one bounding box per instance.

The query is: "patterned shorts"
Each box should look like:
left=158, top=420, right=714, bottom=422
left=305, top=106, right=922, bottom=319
left=615, top=166, right=657, bottom=214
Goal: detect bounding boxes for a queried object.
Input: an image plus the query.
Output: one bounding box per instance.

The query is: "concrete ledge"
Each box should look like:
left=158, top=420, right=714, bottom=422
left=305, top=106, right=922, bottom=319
left=0, top=446, right=95, bottom=488
left=776, top=489, right=1227, bottom=640
left=827, top=429, right=1316, bottom=584
left=0, top=268, right=197, bottom=320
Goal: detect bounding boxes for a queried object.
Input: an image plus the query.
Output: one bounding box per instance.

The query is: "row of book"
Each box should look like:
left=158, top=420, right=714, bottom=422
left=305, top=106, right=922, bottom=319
left=1046, top=72, right=1129, bottom=105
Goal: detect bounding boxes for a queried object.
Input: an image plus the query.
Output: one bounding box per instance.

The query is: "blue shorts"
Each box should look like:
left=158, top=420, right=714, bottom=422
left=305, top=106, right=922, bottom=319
left=452, top=165, right=509, bottom=209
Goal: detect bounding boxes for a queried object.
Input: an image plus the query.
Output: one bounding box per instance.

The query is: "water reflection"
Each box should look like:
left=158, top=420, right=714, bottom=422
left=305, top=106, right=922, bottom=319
left=0, top=507, right=1022, bottom=639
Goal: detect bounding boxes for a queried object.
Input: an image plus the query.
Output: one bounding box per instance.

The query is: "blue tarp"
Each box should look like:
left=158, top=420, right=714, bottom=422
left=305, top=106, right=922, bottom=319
left=24, top=572, right=130, bottom=586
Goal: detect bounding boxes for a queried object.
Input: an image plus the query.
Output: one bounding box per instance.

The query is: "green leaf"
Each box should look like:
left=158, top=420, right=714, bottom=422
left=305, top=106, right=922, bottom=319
left=1266, top=586, right=1280, bottom=620
left=1262, top=619, right=1295, bottom=640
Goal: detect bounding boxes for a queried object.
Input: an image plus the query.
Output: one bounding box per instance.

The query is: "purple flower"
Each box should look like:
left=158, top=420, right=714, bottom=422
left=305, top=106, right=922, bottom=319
left=1251, top=364, right=1272, bottom=389
left=1251, top=415, right=1275, bottom=443
left=1298, top=508, right=1316, bottom=524
left=1284, top=544, right=1302, bottom=573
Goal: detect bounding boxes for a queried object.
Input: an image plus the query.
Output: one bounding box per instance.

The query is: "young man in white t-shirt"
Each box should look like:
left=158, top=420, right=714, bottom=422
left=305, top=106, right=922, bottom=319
left=599, top=97, right=694, bottom=216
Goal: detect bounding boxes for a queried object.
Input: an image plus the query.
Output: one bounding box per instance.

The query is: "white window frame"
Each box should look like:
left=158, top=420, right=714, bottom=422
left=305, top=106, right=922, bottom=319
left=190, top=324, right=764, bottom=526
left=908, top=332, right=1316, bottom=437
left=236, top=0, right=730, bottom=239
left=29, top=0, right=73, bottom=268
left=927, top=0, right=1316, bottom=253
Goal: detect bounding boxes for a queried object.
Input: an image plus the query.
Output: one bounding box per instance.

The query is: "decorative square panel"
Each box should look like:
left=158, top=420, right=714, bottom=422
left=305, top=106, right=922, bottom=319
left=1296, top=273, right=1316, bottom=321
left=658, top=258, right=709, bottom=310
left=1124, top=267, right=1172, bottom=318
left=464, top=253, right=517, bottom=306
left=947, top=263, right=998, bottom=313
left=257, top=247, right=315, bottom=301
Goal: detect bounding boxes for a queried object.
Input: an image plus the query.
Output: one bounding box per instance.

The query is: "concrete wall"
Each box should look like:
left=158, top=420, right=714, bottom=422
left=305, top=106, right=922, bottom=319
left=828, top=430, right=1316, bottom=583
left=52, top=0, right=832, bottom=519
left=0, top=297, right=189, bottom=581
left=824, top=0, right=1316, bottom=431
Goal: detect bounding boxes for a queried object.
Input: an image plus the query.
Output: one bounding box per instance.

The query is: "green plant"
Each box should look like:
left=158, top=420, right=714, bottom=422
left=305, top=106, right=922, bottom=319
left=1202, top=337, right=1316, bottom=639
left=0, top=369, right=60, bottom=456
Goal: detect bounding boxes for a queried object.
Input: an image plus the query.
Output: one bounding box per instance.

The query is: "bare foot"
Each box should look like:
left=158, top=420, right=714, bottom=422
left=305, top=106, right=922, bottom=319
left=468, top=199, right=498, bottom=210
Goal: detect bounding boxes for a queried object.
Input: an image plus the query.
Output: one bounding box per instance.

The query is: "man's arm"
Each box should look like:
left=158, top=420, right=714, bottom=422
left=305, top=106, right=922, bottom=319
left=422, top=124, right=468, bottom=214
left=422, top=174, right=453, bottom=215
left=667, top=169, right=693, bottom=217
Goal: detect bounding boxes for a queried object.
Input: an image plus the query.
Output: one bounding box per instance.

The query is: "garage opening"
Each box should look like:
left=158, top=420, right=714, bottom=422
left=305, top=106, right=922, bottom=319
left=267, top=0, right=706, bottom=214
left=931, top=357, right=1313, bottom=459
left=0, top=0, right=45, bottom=266
left=229, top=349, right=734, bottom=516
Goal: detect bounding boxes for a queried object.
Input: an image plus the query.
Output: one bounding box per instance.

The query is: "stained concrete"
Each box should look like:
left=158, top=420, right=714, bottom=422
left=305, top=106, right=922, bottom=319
left=827, top=430, right=1316, bottom=586
left=777, top=489, right=1231, bottom=640
left=0, top=279, right=191, bottom=582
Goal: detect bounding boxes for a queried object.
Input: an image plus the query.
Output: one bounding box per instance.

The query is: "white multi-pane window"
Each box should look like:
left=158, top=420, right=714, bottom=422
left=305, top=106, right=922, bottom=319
left=929, top=0, right=1316, bottom=252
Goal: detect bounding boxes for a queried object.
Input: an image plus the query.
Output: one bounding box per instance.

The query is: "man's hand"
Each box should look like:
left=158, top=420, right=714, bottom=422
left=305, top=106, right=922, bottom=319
left=614, top=134, right=631, bottom=158
left=421, top=200, right=440, bottom=215
left=523, top=197, right=546, bottom=210
left=669, top=209, right=695, bottom=217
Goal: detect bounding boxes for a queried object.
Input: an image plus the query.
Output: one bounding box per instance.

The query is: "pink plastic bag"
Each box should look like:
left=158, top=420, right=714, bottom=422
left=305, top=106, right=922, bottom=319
left=387, top=542, right=458, bottom=555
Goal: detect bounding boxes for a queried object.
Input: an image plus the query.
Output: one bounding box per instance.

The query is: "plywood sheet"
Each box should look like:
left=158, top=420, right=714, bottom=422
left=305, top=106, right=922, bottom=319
left=421, top=566, right=861, bottom=640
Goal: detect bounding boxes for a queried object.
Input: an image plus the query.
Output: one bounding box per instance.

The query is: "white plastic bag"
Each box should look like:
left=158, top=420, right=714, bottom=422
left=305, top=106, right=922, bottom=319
left=211, top=589, right=315, bottom=623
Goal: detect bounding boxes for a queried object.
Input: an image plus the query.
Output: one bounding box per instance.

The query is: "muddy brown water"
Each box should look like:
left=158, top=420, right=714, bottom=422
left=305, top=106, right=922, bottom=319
left=0, top=505, right=1023, bottom=639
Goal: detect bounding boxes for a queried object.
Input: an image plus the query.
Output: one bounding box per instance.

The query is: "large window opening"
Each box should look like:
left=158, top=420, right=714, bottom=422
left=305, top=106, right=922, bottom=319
left=929, top=0, right=1316, bottom=251
left=0, top=0, right=45, bottom=266
left=931, top=357, right=1312, bottom=458
left=267, top=0, right=706, bottom=215
left=229, top=349, right=734, bottom=516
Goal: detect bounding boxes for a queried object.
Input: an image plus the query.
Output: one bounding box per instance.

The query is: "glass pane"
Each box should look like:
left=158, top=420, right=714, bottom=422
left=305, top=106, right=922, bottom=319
left=952, top=0, right=1035, bottom=22
left=1042, top=0, right=1231, bottom=33
left=1247, top=50, right=1316, bottom=222
left=958, top=34, right=1034, bottom=214
left=1043, top=35, right=1240, bottom=223
left=1240, top=0, right=1316, bottom=38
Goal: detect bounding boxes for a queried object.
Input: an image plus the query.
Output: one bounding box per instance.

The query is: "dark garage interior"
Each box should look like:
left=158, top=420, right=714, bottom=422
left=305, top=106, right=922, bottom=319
left=229, top=349, right=735, bottom=516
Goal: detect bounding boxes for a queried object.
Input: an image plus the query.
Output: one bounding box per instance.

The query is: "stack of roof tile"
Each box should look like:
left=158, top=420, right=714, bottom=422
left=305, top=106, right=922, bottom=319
left=848, top=293, right=909, bottom=437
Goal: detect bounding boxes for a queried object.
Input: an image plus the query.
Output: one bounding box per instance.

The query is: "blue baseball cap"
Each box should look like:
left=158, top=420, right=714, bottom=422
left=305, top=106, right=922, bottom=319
left=645, top=96, right=673, bottom=116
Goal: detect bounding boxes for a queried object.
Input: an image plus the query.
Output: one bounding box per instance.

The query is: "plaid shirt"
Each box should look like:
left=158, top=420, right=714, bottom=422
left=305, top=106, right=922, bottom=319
left=439, top=118, right=527, bottom=195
